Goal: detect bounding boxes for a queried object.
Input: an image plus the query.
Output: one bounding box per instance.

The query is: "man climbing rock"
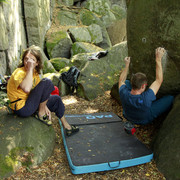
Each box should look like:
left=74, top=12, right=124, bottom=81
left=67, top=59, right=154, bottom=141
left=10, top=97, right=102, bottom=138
left=118, top=47, right=174, bottom=125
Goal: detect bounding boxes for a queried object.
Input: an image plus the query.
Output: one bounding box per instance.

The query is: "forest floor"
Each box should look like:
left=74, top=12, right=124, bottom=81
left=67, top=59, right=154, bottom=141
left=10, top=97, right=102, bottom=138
left=7, top=92, right=166, bottom=180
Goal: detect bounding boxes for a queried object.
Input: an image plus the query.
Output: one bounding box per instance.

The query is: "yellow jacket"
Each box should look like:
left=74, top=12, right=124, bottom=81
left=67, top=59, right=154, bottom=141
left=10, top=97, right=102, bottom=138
left=7, top=67, right=40, bottom=110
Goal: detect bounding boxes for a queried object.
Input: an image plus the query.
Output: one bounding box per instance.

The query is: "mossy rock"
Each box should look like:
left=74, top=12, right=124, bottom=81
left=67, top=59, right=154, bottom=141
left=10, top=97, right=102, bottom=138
left=79, top=9, right=103, bottom=26
left=84, top=0, right=111, bottom=16
left=0, top=109, right=56, bottom=178
left=77, top=41, right=128, bottom=100
left=43, top=61, right=57, bottom=74
left=68, top=27, right=91, bottom=43
left=153, top=95, right=180, bottom=180
left=71, top=42, right=103, bottom=56
left=50, top=58, right=70, bottom=71
left=46, top=31, right=72, bottom=58
left=57, top=10, right=78, bottom=26
left=111, top=4, right=126, bottom=20
left=0, top=91, right=8, bottom=107
left=87, top=24, right=103, bottom=44
left=127, top=0, right=180, bottom=95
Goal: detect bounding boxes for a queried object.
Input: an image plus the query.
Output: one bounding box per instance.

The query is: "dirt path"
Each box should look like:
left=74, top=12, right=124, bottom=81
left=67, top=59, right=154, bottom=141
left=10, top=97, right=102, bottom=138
left=7, top=92, right=165, bottom=180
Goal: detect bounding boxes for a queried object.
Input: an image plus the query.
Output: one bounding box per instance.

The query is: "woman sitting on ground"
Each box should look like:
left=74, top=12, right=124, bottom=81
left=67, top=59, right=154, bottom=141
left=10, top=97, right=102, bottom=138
left=7, top=47, right=79, bottom=136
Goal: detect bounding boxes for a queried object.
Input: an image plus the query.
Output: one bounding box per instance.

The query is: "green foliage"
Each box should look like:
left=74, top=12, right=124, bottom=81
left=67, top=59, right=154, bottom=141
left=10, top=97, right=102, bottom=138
left=50, top=58, right=70, bottom=70
left=0, top=155, right=13, bottom=178
left=43, top=61, right=57, bottom=74
left=0, top=0, right=9, bottom=3
left=0, top=91, right=8, bottom=107
left=0, top=147, right=34, bottom=178
left=46, top=31, right=67, bottom=57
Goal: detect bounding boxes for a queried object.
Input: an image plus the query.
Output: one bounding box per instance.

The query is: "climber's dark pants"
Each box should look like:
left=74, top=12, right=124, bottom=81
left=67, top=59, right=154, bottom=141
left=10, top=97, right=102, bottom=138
left=14, top=78, right=65, bottom=119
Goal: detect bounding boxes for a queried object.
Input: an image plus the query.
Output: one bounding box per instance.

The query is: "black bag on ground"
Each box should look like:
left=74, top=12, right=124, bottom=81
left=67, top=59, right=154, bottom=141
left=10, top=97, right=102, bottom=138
left=59, top=66, right=80, bottom=94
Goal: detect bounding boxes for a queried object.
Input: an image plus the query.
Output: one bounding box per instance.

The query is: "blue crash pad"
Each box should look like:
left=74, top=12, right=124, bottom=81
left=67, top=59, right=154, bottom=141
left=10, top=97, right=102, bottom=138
left=59, top=112, right=153, bottom=174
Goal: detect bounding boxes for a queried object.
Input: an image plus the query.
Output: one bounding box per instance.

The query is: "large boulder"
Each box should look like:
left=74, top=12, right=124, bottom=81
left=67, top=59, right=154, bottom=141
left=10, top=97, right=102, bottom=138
left=153, top=94, right=180, bottom=180
left=68, top=27, right=91, bottom=43
left=0, top=52, right=7, bottom=76
left=0, top=0, right=54, bottom=76
left=23, top=0, right=53, bottom=49
left=71, top=53, right=92, bottom=69
left=76, top=41, right=128, bottom=100
left=57, top=10, right=78, bottom=26
left=110, top=82, right=121, bottom=104
left=59, top=0, right=74, bottom=6
left=46, top=31, right=72, bottom=59
left=0, top=0, right=27, bottom=75
left=50, top=58, right=70, bottom=72
left=71, top=42, right=103, bottom=56
left=68, top=24, right=104, bottom=45
left=107, top=4, right=127, bottom=45
left=0, top=6, right=8, bottom=51
left=79, top=9, right=112, bottom=49
left=127, top=0, right=180, bottom=96
left=0, top=109, right=56, bottom=179
left=87, top=24, right=103, bottom=44
left=84, top=0, right=116, bottom=27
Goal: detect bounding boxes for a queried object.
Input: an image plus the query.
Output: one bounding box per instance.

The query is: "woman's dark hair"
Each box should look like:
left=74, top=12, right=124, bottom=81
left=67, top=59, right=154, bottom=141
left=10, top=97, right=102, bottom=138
left=131, top=72, right=147, bottom=90
left=18, top=48, right=43, bottom=74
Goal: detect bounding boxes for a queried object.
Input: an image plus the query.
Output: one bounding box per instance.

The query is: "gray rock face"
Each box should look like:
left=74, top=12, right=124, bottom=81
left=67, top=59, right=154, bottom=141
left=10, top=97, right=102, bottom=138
left=0, top=0, right=27, bottom=75
left=0, top=52, right=6, bottom=76
left=71, top=42, right=103, bottom=56
left=0, top=109, right=56, bottom=179
left=127, top=0, right=180, bottom=96
left=76, top=41, right=128, bottom=100
left=68, top=27, right=92, bottom=43
left=126, top=2, right=180, bottom=180
left=0, top=0, right=53, bottom=76
left=57, top=10, right=78, bottom=26
left=153, top=95, right=180, bottom=180
left=24, top=0, right=52, bottom=49
left=0, top=6, right=8, bottom=50
left=46, top=31, right=72, bottom=59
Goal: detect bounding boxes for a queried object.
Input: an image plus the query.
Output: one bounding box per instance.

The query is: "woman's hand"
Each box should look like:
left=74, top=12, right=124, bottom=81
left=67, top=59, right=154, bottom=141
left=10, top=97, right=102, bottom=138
left=25, top=58, right=37, bottom=72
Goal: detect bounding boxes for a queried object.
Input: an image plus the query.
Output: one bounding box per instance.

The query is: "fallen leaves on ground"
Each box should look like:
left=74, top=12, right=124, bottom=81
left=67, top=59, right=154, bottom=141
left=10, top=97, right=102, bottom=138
left=6, top=91, right=165, bottom=180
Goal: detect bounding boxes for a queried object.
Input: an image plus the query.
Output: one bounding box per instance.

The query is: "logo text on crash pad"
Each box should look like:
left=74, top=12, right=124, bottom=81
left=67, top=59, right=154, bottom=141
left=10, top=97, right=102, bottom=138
left=86, top=115, right=113, bottom=119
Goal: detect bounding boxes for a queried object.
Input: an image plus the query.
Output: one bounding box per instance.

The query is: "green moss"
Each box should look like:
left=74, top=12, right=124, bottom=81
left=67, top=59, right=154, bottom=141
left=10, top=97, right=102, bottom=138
left=43, top=61, right=56, bottom=74
left=76, top=84, right=86, bottom=99
left=0, top=92, right=8, bottom=107
left=50, top=58, right=69, bottom=71
left=79, top=9, right=102, bottom=26
left=0, top=147, right=34, bottom=178
left=0, top=0, right=9, bottom=3
left=59, top=66, right=71, bottom=74
left=71, top=43, right=86, bottom=56
left=57, top=11, right=77, bottom=26
left=46, top=31, right=67, bottom=56
left=0, top=155, right=13, bottom=177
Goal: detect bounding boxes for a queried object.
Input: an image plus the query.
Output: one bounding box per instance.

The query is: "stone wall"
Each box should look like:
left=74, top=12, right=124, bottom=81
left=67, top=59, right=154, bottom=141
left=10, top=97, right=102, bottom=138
left=0, top=0, right=26, bottom=75
left=0, top=0, right=53, bottom=76
left=24, top=0, right=53, bottom=48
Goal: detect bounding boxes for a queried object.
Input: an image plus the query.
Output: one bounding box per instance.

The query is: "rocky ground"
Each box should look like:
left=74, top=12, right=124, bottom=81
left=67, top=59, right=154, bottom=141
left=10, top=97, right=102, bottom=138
left=6, top=91, right=166, bottom=180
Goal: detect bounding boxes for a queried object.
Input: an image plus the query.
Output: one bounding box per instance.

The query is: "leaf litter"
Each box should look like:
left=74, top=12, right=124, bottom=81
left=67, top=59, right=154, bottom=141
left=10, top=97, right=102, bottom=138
left=6, top=91, right=165, bottom=180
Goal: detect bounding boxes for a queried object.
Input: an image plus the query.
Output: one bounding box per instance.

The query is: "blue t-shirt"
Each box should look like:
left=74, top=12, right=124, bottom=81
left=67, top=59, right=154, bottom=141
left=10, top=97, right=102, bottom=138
left=119, top=84, right=156, bottom=124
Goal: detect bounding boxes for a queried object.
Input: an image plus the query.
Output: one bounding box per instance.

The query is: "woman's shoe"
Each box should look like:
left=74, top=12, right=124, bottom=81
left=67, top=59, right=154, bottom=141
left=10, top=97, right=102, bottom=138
left=65, top=125, right=79, bottom=136
left=34, top=113, right=52, bottom=126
